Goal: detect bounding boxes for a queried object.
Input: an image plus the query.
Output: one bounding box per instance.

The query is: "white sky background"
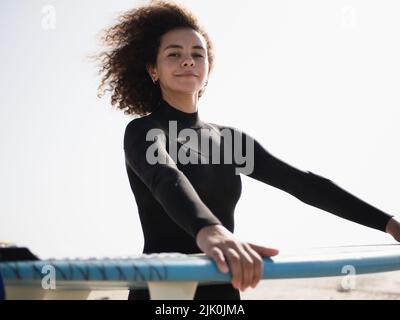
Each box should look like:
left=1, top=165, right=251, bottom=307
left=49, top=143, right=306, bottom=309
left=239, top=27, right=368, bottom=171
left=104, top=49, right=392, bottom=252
left=1, top=0, right=399, bottom=259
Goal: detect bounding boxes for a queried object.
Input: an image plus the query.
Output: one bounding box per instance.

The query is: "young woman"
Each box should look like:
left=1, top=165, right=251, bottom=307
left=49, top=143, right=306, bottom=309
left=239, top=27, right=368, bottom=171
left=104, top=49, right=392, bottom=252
left=95, top=0, right=400, bottom=300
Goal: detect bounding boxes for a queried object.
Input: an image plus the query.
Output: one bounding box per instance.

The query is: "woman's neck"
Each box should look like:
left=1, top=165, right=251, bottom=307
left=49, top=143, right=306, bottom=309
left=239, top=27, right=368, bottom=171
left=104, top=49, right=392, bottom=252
left=161, top=93, right=198, bottom=114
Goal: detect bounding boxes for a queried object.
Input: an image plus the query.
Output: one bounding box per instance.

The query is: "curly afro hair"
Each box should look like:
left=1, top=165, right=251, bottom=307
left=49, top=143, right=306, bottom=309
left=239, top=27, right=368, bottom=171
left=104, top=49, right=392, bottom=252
left=93, top=0, right=215, bottom=117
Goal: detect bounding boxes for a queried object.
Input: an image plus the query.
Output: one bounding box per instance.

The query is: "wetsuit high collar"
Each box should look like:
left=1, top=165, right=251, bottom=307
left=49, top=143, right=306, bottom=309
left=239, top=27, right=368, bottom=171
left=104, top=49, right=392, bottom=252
left=155, top=98, right=203, bottom=128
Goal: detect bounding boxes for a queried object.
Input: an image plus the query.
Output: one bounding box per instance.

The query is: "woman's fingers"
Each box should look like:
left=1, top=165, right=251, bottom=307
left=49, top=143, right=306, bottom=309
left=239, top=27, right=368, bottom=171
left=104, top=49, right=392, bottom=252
left=248, top=242, right=279, bottom=257
left=235, top=245, right=254, bottom=291
left=200, top=226, right=279, bottom=291
left=243, top=243, right=264, bottom=288
left=209, top=247, right=229, bottom=273
left=225, top=248, right=242, bottom=290
left=230, top=242, right=279, bottom=290
left=223, top=243, right=258, bottom=291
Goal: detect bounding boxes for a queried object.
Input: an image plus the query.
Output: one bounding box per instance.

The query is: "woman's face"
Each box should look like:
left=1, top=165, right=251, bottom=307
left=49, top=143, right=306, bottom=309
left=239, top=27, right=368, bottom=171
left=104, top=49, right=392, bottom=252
left=148, top=28, right=209, bottom=97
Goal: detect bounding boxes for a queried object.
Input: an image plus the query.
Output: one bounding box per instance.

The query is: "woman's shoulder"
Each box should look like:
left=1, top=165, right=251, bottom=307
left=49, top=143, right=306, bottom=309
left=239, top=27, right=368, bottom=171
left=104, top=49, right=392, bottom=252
left=125, top=113, right=161, bottom=134
left=124, top=114, right=164, bottom=148
left=205, top=122, right=242, bottom=134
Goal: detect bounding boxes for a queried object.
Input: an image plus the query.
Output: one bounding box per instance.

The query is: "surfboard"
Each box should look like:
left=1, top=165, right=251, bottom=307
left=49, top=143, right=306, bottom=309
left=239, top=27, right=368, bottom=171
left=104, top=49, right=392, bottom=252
left=1, top=244, right=399, bottom=299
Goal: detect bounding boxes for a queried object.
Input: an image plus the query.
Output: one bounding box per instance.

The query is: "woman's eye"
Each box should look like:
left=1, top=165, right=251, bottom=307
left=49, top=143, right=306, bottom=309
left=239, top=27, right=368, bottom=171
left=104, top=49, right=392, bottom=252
left=168, top=53, right=204, bottom=58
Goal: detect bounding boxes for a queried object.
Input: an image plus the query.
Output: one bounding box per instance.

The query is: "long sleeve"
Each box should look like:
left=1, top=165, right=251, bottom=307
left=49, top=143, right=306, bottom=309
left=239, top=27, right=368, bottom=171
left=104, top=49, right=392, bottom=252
left=124, top=119, right=222, bottom=238
left=232, top=127, right=393, bottom=232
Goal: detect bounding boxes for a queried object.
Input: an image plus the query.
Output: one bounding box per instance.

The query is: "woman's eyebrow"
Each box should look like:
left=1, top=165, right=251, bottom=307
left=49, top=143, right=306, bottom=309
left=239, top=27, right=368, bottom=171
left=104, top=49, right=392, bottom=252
left=163, top=44, right=206, bottom=51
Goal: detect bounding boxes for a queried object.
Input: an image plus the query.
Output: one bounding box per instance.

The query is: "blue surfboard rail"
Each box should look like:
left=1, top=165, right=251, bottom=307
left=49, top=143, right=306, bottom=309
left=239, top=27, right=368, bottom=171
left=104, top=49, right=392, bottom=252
left=1, top=245, right=400, bottom=289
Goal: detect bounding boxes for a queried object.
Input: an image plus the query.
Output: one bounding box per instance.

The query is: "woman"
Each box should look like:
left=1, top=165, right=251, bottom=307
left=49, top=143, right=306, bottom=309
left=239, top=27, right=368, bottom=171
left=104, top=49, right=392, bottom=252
left=95, top=0, right=400, bottom=300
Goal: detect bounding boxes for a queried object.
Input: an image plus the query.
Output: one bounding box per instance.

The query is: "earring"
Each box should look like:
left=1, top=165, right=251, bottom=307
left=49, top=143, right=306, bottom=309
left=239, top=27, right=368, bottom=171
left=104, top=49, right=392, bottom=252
left=152, top=78, right=158, bottom=84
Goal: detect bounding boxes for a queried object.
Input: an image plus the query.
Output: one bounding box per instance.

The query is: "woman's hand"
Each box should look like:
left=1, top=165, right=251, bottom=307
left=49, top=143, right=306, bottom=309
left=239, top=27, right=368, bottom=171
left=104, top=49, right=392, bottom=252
left=386, top=217, right=400, bottom=242
left=196, top=224, right=279, bottom=292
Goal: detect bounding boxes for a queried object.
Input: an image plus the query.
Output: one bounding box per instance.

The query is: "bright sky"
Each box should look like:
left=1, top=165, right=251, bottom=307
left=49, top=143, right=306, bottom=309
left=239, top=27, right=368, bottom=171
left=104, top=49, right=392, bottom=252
left=1, top=0, right=399, bottom=259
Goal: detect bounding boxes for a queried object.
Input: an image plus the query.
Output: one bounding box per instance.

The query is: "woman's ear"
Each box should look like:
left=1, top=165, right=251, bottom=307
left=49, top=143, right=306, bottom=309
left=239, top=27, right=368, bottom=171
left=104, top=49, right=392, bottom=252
left=146, top=64, right=158, bottom=82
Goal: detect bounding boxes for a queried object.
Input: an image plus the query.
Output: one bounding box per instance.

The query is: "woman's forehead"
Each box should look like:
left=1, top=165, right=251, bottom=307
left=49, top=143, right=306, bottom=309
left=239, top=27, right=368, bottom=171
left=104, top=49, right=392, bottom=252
left=160, top=28, right=206, bottom=48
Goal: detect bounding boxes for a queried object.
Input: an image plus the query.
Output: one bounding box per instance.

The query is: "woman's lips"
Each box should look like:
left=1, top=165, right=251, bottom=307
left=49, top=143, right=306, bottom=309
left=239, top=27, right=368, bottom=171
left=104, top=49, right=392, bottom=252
left=176, top=73, right=198, bottom=77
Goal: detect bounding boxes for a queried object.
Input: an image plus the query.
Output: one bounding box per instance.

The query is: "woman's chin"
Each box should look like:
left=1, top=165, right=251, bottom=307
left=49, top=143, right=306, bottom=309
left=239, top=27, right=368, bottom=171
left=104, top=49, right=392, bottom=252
left=172, top=85, right=202, bottom=95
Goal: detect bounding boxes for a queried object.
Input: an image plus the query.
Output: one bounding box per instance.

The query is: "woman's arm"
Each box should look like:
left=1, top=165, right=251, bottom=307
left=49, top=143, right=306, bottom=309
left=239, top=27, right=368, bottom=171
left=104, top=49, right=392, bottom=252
left=230, top=126, right=395, bottom=233
left=124, top=119, right=222, bottom=237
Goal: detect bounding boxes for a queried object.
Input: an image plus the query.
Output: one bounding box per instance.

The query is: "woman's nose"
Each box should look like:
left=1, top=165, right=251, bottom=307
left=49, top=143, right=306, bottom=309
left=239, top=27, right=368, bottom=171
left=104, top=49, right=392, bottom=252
left=181, top=55, right=195, bottom=67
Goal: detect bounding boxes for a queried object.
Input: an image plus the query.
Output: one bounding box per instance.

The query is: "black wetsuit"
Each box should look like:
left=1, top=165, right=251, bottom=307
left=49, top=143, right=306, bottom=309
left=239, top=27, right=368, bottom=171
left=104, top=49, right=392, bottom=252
left=124, top=98, right=393, bottom=300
